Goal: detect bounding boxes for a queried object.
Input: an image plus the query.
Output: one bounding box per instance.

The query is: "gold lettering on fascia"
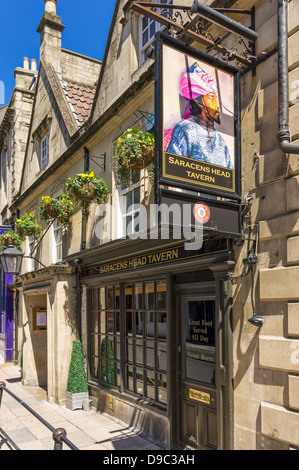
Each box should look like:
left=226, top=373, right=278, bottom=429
left=98, top=248, right=179, bottom=274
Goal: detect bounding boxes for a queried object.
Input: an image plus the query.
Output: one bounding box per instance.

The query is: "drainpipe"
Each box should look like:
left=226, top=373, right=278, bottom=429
left=277, top=0, right=299, bottom=154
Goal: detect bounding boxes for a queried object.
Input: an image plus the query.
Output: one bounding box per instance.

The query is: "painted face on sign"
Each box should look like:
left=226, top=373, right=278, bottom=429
left=192, top=93, right=221, bottom=125
left=203, top=93, right=220, bottom=123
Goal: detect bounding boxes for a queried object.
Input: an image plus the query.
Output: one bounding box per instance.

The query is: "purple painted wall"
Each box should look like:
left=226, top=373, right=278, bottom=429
left=0, top=226, right=14, bottom=361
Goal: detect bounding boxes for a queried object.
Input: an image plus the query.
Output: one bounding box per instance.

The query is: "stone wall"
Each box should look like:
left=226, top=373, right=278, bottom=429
left=233, top=0, right=299, bottom=450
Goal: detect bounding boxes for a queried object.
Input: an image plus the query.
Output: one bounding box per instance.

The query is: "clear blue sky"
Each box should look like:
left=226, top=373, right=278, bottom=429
left=0, top=0, right=116, bottom=106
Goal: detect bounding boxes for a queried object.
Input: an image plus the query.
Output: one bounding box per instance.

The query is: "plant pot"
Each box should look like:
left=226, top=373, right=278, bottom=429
left=66, top=391, right=89, bottom=411
left=17, top=226, right=37, bottom=237
left=3, top=236, right=15, bottom=247
left=73, top=182, right=97, bottom=202
left=45, top=203, right=58, bottom=219
left=130, top=146, right=154, bottom=171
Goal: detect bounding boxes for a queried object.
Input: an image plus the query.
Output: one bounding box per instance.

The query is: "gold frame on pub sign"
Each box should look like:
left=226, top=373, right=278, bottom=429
left=155, top=34, right=241, bottom=200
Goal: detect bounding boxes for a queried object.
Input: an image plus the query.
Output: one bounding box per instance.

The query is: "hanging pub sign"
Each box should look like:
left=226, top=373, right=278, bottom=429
left=155, top=33, right=241, bottom=200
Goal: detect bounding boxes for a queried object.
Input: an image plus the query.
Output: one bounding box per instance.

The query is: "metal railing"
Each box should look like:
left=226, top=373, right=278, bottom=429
left=0, top=381, right=79, bottom=450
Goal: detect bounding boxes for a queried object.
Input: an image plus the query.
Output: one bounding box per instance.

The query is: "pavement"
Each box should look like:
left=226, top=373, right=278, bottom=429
left=0, top=361, right=163, bottom=451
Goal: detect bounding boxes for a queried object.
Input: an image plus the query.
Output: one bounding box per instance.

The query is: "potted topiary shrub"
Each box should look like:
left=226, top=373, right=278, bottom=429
left=15, top=213, right=42, bottom=239
left=113, top=128, right=155, bottom=183
left=66, top=169, right=109, bottom=205
left=66, top=339, right=89, bottom=410
left=40, top=193, right=74, bottom=227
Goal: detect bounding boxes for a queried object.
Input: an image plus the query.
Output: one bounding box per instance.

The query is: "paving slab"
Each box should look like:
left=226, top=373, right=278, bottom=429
left=0, top=362, right=163, bottom=451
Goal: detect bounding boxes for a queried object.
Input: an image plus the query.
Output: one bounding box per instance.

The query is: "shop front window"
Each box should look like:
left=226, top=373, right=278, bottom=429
left=125, top=281, right=167, bottom=405
left=90, top=286, right=121, bottom=387
left=88, top=280, right=167, bottom=406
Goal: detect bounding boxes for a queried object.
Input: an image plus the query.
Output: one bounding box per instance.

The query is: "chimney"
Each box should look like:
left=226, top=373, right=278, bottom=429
left=31, top=59, right=37, bottom=72
left=14, top=57, right=37, bottom=88
left=23, top=57, right=30, bottom=70
left=44, top=0, right=57, bottom=14
left=37, top=0, right=65, bottom=72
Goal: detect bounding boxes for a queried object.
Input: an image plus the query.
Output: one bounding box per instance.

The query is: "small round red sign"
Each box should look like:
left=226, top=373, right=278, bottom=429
left=193, top=203, right=211, bottom=224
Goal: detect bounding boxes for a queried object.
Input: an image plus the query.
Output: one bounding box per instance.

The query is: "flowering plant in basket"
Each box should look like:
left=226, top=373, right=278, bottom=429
left=40, top=194, right=74, bottom=227
left=15, top=213, right=42, bottom=238
left=66, top=170, right=109, bottom=204
left=0, top=230, right=23, bottom=251
left=113, top=128, right=155, bottom=182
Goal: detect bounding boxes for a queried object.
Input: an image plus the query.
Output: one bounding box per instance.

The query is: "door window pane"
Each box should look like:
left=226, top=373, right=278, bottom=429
left=185, top=300, right=215, bottom=384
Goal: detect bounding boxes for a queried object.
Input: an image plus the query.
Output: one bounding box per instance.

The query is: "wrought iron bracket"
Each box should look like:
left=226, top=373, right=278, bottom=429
left=84, top=147, right=106, bottom=172
left=132, top=1, right=265, bottom=69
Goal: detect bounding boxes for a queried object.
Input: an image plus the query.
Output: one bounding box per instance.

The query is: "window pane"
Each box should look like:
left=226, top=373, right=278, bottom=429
left=126, top=338, right=133, bottom=363
left=91, top=356, right=99, bottom=380
left=107, top=312, right=114, bottom=333
left=135, top=311, right=143, bottom=336
left=145, top=282, right=155, bottom=309
left=101, top=337, right=114, bottom=384
left=115, top=312, right=120, bottom=334
left=158, top=373, right=167, bottom=405
left=134, top=283, right=143, bottom=309
left=126, top=285, right=133, bottom=309
left=135, top=338, right=143, bottom=367
left=142, top=16, right=148, bottom=30
left=157, top=312, right=167, bottom=339
left=145, top=311, right=155, bottom=338
left=132, top=170, right=140, bottom=185
left=99, top=311, right=106, bottom=333
left=136, top=368, right=144, bottom=395
left=134, top=187, right=140, bottom=205
left=156, top=281, right=166, bottom=309
left=147, top=371, right=156, bottom=400
left=107, top=287, right=114, bottom=309
left=91, top=309, right=98, bottom=333
left=134, top=211, right=140, bottom=233
left=115, top=285, right=120, bottom=309
left=99, top=288, right=105, bottom=309
left=142, top=29, right=149, bottom=47
left=126, top=312, right=132, bottom=335
left=126, top=365, right=134, bottom=392
left=157, top=342, right=167, bottom=372
left=126, top=215, right=133, bottom=235
left=115, top=336, right=121, bottom=361
left=150, top=20, right=155, bottom=38
left=146, top=340, right=155, bottom=369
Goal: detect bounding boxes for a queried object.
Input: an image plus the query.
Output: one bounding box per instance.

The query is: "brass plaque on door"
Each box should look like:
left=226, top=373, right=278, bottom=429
left=189, top=388, right=211, bottom=404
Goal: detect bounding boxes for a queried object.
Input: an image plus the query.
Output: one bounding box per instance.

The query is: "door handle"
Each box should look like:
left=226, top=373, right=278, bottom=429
left=178, top=345, right=182, bottom=353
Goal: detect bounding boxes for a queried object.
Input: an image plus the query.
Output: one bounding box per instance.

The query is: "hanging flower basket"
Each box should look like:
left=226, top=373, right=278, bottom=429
left=15, top=213, right=42, bottom=239
left=73, top=182, right=97, bottom=202
left=129, top=145, right=154, bottom=171
left=45, top=203, right=58, bottom=219
left=0, top=230, right=23, bottom=251
left=113, top=128, right=155, bottom=182
left=67, top=170, right=109, bottom=205
left=40, top=194, right=74, bottom=227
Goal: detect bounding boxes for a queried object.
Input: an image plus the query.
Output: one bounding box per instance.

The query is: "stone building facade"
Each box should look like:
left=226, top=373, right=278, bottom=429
left=0, top=0, right=299, bottom=450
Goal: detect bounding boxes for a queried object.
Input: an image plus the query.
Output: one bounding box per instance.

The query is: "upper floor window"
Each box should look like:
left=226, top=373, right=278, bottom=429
left=32, top=115, right=51, bottom=172
left=40, top=135, right=49, bottom=169
left=139, top=0, right=173, bottom=64
left=119, top=174, right=141, bottom=238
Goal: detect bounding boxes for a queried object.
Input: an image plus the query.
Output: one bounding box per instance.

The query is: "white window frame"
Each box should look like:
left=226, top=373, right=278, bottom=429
left=139, top=0, right=173, bottom=64
left=52, top=194, right=63, bottom=264
left=40, top=134, right=49, bottom=169
left=119, top=179, right=141, bottom=238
